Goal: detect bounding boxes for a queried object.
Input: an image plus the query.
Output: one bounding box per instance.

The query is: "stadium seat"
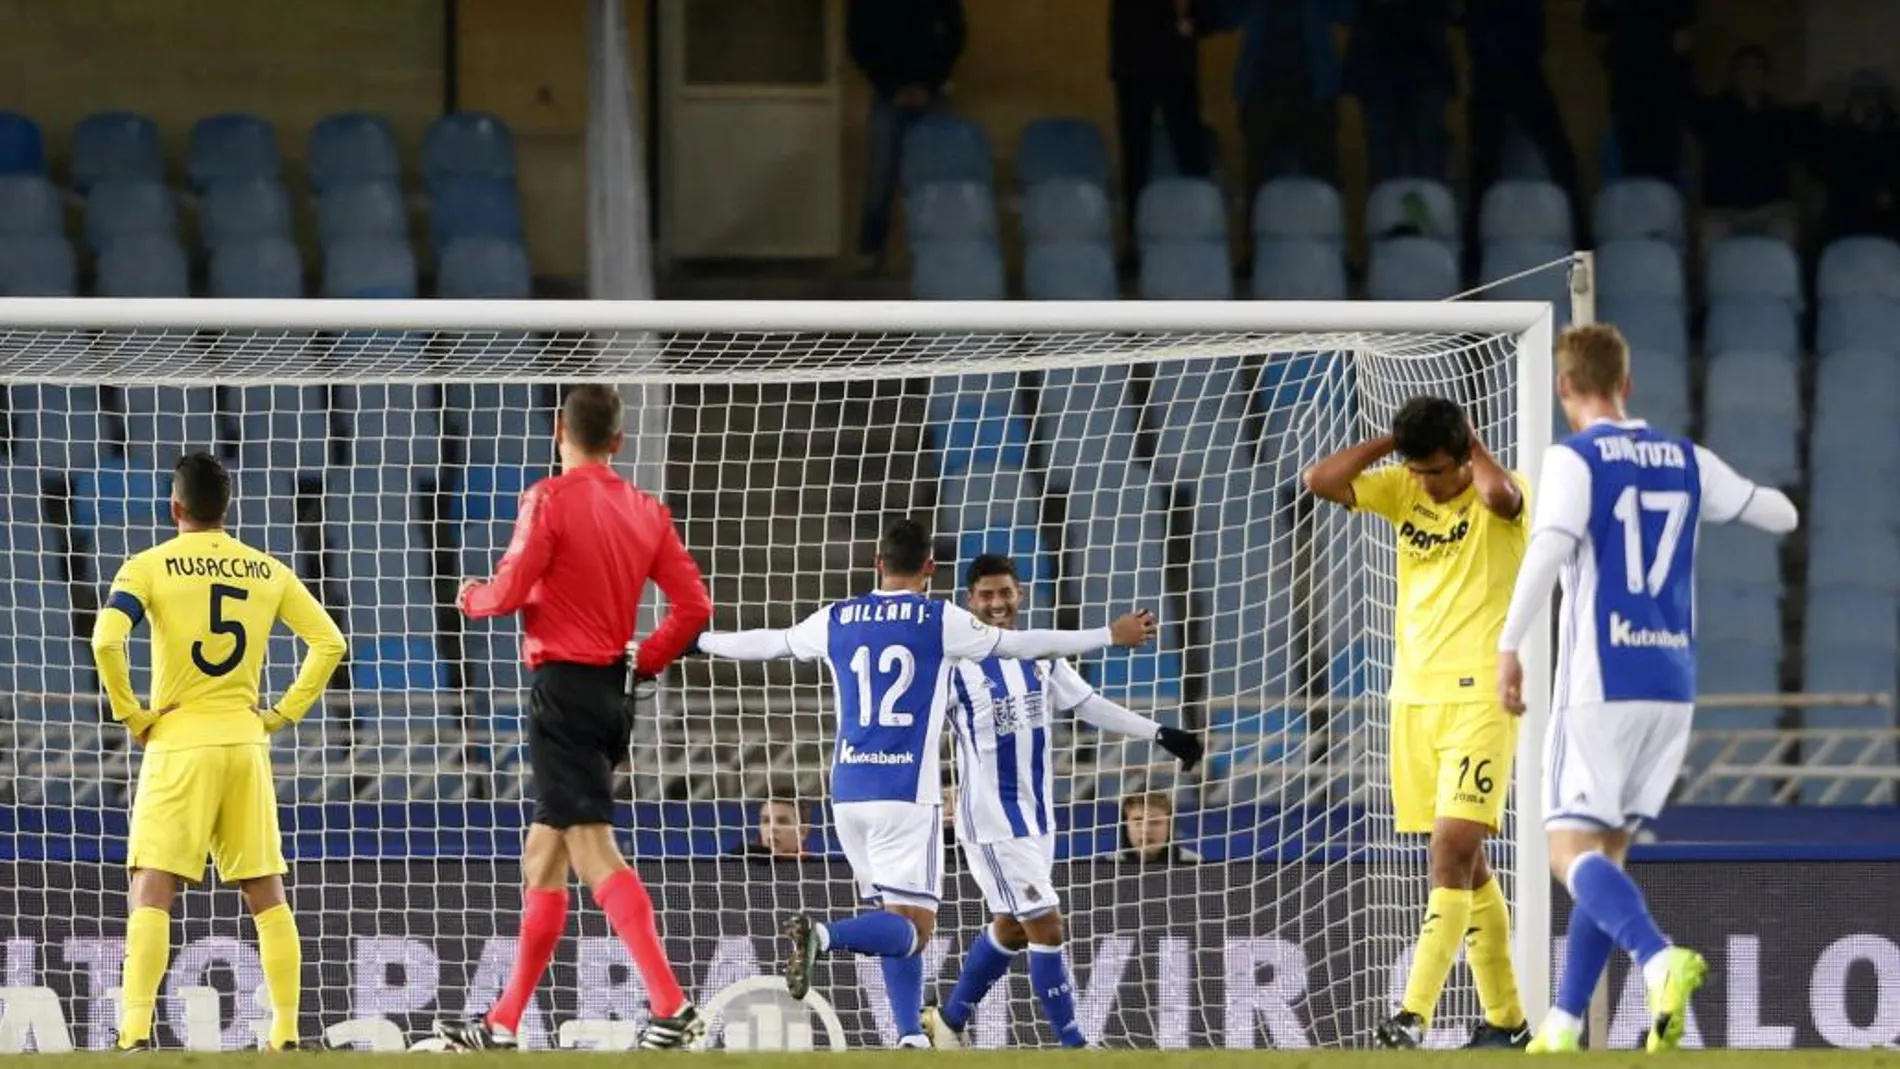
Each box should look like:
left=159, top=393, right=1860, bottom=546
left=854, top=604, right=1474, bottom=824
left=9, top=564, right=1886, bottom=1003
left=187, top=113, right=280, bottom=189
left=1253, top=240, right=1347, bottom=300
left=1479, top=241, right=1572, bottom=315
left=234, top=384, right=328, bottom=474
left=1139, top=241, right=1233, bottom=299
left=1252, top=177, right=1344, bottom=247
left=1705, top=298, right=1800, bottom=358
left=7, top=384, right=101, bottom=468
left=1809, top=528, right=1900, bottom=594
left=308, top=111, right=402, bottom=191
left=1479, top=179, right=1573, bottom=246
left=926, top=372, right=1030, bottom=475
left=952, top=526, right=1058, bottom=607
left=84, top=178, right=178, bottom=252
left=1366, top=178, right=1458, bottom=243
left=1016, top=118, right=1111, bottom=189
left=1698, top=582, right=1782, bottom=645
left=1022, top=179, right=1112, bottom=244
left=1596, top=238, right=1685, bottom=301
left=323, top=238, right=418, bottom=299
left=1818, top=236, right=1900, bottom=301
left=123, top=386, right=219, bottom=466
left=1134, top=177, right=1225, bottom=245
left=1700, top=641, right=1781, bottom=696
left=1368, top=238, right=1459, bottom=300
left=1632, top=348, right=1691, bottom=430
left=1035, top=364, right=1136, bottom=492
left=0, top=235, right=76, bottom=297
left=72, top=112, right=165, bottom=192
left=209, top=237, right=304, bottom=298
left=1149, top=121, right=1220, bottom=181
left=449, top=382, right=558, bottom=468
left=451, top=465, right=541, bottom=523
left=430, top=175, right=524, bottom=250
left=423, top=112, right=517, bottom=186
left=900, top=113, right=993, bottom=190
left=317, top=180, right=408, bottom=246
left=0, top=111, right=45, bottom=174
left=1592, top=178, right=1686, bottom=248
left=1818, top=295, right=1900, bottom=353
left=939, top=461, right=1040, bottom=530
left=75, top=458, right=170, bottom=530
left=905, top=180, right=998, bottom=244
left=1024, top=241, right=1117, bottom=300
left=1599, top=294, right=1689, bottom=356
left=337, top=384, right=443, bottom=469
left=1194, top=464, right=1297, bottom=698
left=228, top=468, right=298, bottom=561
left=1149, top=356, right=1249, bottom=488
left=911, top=240, right=1005, bottom=300
left=1812, top=411, right=1900, bottom=474
left=1064, top=474, right=1181, bottom=697
left=97, top=233, right=189, bottom=298
left=1698, top=524, right=1783, bottom=587
left=1704, top=370, right=1800, bottom=488
left=0, top=174, right=60, bottom=234
left=438, top=237, right=532, bottom=299
left=1809, top=461, right=1900, bottom=533
left=1706, top=236, right=1802, bottom=309
left=1816, top=349, right=1900, bottom=423
left=199, top=177, right=292, bottom=249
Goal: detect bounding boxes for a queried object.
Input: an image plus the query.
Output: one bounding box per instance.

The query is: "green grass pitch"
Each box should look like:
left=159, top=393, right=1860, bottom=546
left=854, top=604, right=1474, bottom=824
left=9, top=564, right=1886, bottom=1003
left=44, top=1051, right=1900, bottom=1067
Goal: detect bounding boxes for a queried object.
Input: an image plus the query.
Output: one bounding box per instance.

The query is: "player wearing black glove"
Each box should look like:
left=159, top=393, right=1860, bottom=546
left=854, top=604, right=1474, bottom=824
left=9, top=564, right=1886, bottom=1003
left=1155, top=725, right=1205, bottom=771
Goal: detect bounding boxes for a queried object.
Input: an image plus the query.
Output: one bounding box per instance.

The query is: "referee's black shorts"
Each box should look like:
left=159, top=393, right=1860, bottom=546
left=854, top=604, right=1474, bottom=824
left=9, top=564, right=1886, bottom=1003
left=526, top=661, right=634, bottom=829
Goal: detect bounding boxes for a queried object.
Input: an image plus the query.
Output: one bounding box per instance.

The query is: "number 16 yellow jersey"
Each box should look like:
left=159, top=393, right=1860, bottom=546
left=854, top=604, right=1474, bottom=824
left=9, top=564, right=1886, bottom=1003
left=93, top=529, right=347, bottom=750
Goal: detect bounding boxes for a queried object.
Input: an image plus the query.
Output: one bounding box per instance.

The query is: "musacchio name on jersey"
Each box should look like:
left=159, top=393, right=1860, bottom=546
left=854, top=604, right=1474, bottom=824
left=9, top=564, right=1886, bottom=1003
left=948, top=657, right=1096, bottom=843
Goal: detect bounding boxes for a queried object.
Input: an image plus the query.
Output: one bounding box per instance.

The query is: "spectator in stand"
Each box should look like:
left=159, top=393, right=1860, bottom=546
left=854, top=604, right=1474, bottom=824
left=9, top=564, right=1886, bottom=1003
left=847, top=0, right=966, bottom=272
left=1344, top=0, right=1456, bottom=183
left=733, top=798, right=811, bottom=862
left=1111, top=0, right=1209, bottom=237
left=1690, top=46, right=1804, bottom=256
left=1460, top=0, right=1584, bottom=267
left=1120, top=791, right=1202, bottom=865
left=1585, top=0, right=1695, bottom=182
left=1206, top=0, right=1352, bottom=194
left=1811, top=70, right=1900, bottom=243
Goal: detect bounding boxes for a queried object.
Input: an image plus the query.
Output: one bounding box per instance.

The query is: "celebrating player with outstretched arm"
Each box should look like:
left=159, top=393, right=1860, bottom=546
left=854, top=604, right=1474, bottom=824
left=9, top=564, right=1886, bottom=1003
left=1496, top=325, right=1798, bottom=1053
left=435, top=384, right=714, bottom=1052
left=924, top=554, right=1203, bottom=1050
left=91, top=453, right=348, bottom=1052
left=1303, top=398, right=1532, bottom=1049
left=696, top=519, right=1157, bottom=1049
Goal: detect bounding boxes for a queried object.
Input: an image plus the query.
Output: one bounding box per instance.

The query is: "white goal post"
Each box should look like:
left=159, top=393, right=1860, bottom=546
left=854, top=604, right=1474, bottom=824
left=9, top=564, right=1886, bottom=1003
left=0, top=297, right=1553, bottom=1050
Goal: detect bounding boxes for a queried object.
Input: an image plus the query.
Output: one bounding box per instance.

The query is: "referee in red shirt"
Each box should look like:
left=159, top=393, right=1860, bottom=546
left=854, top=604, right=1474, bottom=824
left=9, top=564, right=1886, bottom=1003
left=434, top=384, right=713, bottom=1052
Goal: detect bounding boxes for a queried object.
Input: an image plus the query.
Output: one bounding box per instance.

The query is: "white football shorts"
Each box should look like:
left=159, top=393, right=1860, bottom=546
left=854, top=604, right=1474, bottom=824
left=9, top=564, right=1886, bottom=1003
left=961, top=833, right=1059, bottom=918
left=833, top=800, right=943, bottom=909
left=1543, top=700, right=1694, bottom=832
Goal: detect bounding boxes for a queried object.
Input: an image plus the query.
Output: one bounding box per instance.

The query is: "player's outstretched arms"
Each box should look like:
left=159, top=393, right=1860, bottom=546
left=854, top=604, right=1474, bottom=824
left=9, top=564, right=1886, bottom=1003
left=969, top=608, right=1157, bottom=663
left=1301, top=434, right=1396, bottom=507
left=698, top=607, right=828, bottom=664
left=268, top=575, right=348, bottom=732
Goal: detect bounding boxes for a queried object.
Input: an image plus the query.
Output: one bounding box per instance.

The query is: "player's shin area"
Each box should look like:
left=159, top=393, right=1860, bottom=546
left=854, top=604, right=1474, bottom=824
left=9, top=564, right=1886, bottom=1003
left=1546, top=826, right=1632, bottom=880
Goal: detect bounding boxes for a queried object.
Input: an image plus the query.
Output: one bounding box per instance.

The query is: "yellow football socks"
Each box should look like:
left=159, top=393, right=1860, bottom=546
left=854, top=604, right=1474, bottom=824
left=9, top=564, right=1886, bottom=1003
left=119, top=906, right=171, bottom=1045
left=1467, top=876, right=1526, bottom=1027
left=253, top=904, right=304, bottom=1047
left=1401, top=887, right=1473, bottom=1021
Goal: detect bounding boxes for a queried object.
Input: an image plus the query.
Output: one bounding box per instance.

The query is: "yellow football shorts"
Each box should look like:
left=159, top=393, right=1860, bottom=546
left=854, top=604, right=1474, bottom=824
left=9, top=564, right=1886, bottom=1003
left=128, top=743, right=286, bottom=884
left=1389, top=701, right=1518, bottom=834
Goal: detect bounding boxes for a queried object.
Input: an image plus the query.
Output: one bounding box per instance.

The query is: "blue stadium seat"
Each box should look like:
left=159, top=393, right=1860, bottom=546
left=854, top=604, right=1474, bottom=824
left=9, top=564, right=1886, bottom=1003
left=1697, top=582, right=1782, bottom=645
left=323, top=238, right=418, bottom=298
left=228, top=468, right=298, bottom=561
left=423, top=112, right=517, bottom=186
left=124, top=386, right=219, bottom=466
left=1149, top=121, right=1220, bottom=181
left=1366, top=178, right=1458, bottom=243
left=1022, top=179, right=1112, bottom=244
left=1812, top=411, right=1900, bottom=474
left=1149, top=356, right=1248, bottom=488
left=1599, top=294, right=1689, bottom=356
left=905, top=180, right=998, bottom=244
left=1252, top=240, right=1346, bottom=300
left=308, top=112, right=401, bottom=191
left=951, top=526, right=1057, bottom=601
left=926, top=372, right=1030, bottom=475
left=1700, top=641, right=1780, bottom=696
left=0, top=111, right=45, bottom=175
left=1706, top=236, right=1802, bottom=310
left=317, top=181, right=407, bottom=247
left=1035, top=364, right=1136, bottom=492
left=1135, top=177, right=1225, bottom=244
left=0, top=234, right=76, bottom=296
left=447, top=383, right=557, bottom=468
left=939, top=461, right=1040, bottom=530
left=1632, top=348, right=1691, bottom=431
left=199, top=177, right=292, bottom=249
left=900, top=114, right=992, bottom=190
left=8, top=384, right=102, bottom=469
left=1252, top=177, right=1344, bottom=247
left=1697, top=524, right=1782, bottom=587
left=1139, top=241, right=1232, bottom=299
left=1479, top=242, right=1572, bottom=316
left=462, top=617, right=526, bottom=695
left=1809, top=461, right=1900, bottom=533
left=210, top=237, right=304, bottom=298
left=1815, top=349, right=1900, bottom=424
left=1704, top=350, right=1801, bottom=485
left=438, top=237, right=531, bottom=299
left=1479, top=179, right=1573, bottom=246
left=1368, top=238, right=1459, bottom=300
left=1802, top=589, right=1897, bottom=682
left=451, top=465, right=541, bottom=523
left=72, top=112, right=163, bottom=191
left=84, top=179, right=178, bottom=252
left=234, top=384, right=328, bottom=474
left=0, top=175, right=60, bottom=234
left=1817, top=295, right=1900, bottom=353
left=1808, top=528, right=1900, bottom=594
left=336, top=384, right=443, bottom=469
left=1596, top=239, right=1685, bottom=301
left=430, top=175, right=524, bottom=250
left=329, top=466, right=432, bottom=618
left=74, top=459, right=169, bottom=530
left=1705, top=298, right=1800, bottom=358
left=1818, top=236, right=1900, bottom=301
left=1592, top=178, right=1685, bottom=248
left=1064, top=472, right=1180, bottom=697
left=1016, top=118, right=1110, bottom=189
left=350, top=636, right=447, bottom=692
left=911, top=240, right=1005, bottom=300
left=1024, top=241, right=1116, bottom=300
left=97, top=234, right=188, bottom=297
left=187, top=113, right=281, bottom=189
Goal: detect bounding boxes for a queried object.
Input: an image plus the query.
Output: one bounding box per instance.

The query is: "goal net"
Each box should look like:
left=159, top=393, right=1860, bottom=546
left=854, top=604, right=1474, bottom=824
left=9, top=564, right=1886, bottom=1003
left=0, top=300, right=1552, bottom=1051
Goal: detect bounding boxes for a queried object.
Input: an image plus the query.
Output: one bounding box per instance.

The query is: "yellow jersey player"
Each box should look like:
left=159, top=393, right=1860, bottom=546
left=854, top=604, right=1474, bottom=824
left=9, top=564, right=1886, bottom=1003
left=89, top=452, right=346, bottom=1051
left=1302, top=397, right=1530, bottom=1049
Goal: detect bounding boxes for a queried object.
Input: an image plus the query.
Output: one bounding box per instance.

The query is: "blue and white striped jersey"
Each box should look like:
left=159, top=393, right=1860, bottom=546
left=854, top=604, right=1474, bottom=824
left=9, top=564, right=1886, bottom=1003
left=947, top=656, right=1098, bottom=843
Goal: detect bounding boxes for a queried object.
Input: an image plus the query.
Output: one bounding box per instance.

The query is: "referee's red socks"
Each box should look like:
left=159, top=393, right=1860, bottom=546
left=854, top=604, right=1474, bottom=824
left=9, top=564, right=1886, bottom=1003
left=594, top=868, right=688, bottom=1017
left=490, top=887, right=570, bottom=1033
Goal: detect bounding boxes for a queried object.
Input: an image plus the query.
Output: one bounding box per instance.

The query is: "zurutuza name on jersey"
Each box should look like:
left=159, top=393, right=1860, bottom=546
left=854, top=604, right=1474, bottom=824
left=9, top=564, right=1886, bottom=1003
left=1592, top=436, right=1687, bottom=468
left=837, top=600, right=921, bottom=625
left=162, top=556, right=273, bottom=580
